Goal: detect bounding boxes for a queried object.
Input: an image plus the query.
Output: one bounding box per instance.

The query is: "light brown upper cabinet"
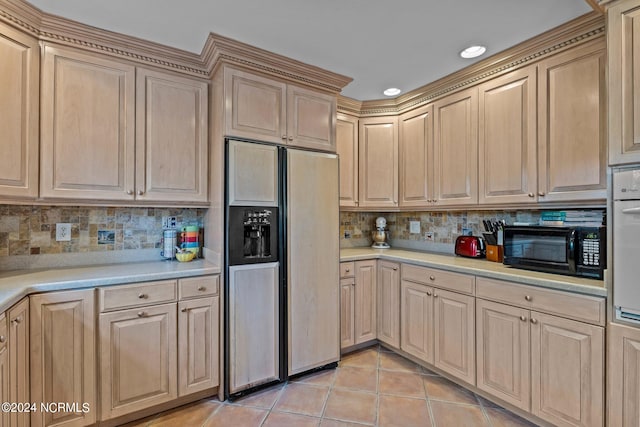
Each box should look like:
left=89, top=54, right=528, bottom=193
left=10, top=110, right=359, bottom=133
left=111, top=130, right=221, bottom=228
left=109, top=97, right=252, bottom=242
left=399, top=104, right=434, bottom=207
left=135, top=68, right=209, bottom=203
left=433, top=87, right=479, bottom=206
left=609, top=0, right=640, bottom=164
left=358, top=117, right=399, bottom=208
left=0, top=23, right=39, bottom=201
left=538, top=40, right=606, bottom=202
left=224, top=67, right=336, bottom=152
left=336, top=114, right=359, bottom=207
left=478, top=66, right=537, bottom=205
left=41, top=45, right=209, bottom=204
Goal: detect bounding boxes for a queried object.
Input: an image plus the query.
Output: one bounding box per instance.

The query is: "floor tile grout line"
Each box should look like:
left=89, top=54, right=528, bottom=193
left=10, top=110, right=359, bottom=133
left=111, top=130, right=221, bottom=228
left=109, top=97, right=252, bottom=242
left=200, top=399, right=225, bottom=427
left=421, top=362, right=438, bottom=427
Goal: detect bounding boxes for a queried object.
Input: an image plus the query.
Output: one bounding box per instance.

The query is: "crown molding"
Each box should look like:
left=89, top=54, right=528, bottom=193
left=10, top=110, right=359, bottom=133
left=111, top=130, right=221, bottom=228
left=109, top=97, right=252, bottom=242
left=584, top=0, right=605, bottom=13
left=0, top=0, right=352, bottom=91
left=201, top=32, right=352, bottom=94
left=339, top=11, right=605, bottom=116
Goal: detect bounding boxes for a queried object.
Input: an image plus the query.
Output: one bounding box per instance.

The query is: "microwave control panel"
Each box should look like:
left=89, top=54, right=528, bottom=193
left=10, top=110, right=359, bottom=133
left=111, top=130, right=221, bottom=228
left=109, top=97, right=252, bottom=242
left=581, top=238, right=601, bottom=266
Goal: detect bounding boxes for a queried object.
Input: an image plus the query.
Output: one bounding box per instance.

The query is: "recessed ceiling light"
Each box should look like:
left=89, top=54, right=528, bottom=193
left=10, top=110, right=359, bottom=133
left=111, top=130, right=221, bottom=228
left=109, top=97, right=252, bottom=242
left=383, top=87, right=401, bottom=97
left=460, top=45, right=487, bottom=59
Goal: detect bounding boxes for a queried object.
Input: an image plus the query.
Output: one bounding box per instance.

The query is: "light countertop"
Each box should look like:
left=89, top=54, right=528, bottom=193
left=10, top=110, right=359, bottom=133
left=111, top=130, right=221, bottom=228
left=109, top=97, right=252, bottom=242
left=0, top=260, right=220, bottom=313
left=340, top=248, right=607, bottom=297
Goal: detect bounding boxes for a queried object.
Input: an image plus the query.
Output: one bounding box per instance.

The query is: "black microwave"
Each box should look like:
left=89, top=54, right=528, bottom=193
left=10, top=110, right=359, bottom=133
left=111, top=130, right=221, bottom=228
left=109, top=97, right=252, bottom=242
left=503, top=226, right=606, bottom=279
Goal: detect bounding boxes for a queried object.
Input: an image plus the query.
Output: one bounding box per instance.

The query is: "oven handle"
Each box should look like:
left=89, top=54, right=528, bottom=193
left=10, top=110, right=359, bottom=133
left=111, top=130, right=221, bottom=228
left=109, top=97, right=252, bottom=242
left=622, top=207, right=640, bottom=214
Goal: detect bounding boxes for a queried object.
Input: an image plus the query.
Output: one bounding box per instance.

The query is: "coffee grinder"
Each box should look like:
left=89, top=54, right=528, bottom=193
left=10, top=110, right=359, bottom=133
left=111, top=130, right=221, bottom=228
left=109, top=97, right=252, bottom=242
left=371, top=216, right=391, bottom=249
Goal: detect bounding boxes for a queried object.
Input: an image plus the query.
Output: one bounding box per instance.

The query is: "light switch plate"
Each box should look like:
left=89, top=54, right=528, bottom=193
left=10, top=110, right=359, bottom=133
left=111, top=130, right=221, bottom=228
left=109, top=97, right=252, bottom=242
left=409, top=221, right=421, bottom=234
left=56, top=223, right=71, bottom=241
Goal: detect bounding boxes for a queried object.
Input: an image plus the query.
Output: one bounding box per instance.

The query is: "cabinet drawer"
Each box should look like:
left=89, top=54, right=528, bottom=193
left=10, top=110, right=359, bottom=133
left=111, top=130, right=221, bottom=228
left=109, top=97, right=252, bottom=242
left=476, top=277, right=606, bottom=326
left=99, top=280, right=177, bottom=312
left=402, top=264, right=475, bottom=295
left=179, top=275, right=219, bottom=300
left=340, top=262, right=355, bottom=278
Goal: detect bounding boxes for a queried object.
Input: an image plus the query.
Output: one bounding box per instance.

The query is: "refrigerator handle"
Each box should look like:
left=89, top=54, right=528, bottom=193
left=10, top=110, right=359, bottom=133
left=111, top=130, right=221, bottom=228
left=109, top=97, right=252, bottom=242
left=622, top=206, right=640, bottom=214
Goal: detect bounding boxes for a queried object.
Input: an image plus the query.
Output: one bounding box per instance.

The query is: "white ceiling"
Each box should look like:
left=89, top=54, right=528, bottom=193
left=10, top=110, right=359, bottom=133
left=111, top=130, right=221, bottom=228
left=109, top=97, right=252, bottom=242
left=29, top=0, right=592, bottom=100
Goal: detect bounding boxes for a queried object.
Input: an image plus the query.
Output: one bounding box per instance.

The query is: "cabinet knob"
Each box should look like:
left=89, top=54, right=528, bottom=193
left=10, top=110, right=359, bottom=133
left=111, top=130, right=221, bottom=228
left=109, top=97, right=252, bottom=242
left=12, top=317, right=21, bottom=324
left=528, top=193, right=535, bottom=198
left=0, top=336, right=6, bottom=343
left=138, top=293, right=148, bottom=299
left=137, top=190, right=144, bottom=196
left=538, top=192, right=545, bottom=197
left=181, top=308, right=188, bottom=313
left=393, top=267, right=398, bottom=271
left=137, top=311, right=147, bottom=318
left=197, top=286, right=206, bottom=291
left=429, top=275, right=435, bottom=281
left=126, top=190, right=133, bottom=195
left=433, top=293, right=438, bottom=298
left=520, top=316, right=527, bottom=322
left=345, top=268, right=350, bottom=273
left=524, top=295, right=532, bottom=301
left=282, top=135, right=287, bottom=140
left=530, top=318, right=538, bottom=324
left=288, top=136, right=294, bottom=141
left=426, top=291, right=432, bottom=296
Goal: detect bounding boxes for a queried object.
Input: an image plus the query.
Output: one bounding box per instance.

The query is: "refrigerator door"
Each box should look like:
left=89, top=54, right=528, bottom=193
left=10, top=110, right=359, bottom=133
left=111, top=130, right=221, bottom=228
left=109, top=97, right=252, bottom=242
left=227, top=140, right=279, bottom=207
left=228, top=262, right=280, bottom=394
left=287, top=149, right=340, bottom=376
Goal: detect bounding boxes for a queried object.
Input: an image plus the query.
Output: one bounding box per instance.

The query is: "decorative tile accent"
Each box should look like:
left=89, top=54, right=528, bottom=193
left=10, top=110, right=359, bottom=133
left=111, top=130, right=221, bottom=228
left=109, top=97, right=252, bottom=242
left=0, top=205, right=204, bottom=258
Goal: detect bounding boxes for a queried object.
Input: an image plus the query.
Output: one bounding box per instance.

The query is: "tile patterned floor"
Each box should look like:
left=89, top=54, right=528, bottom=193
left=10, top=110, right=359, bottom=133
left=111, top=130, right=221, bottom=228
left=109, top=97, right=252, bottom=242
left=124, top=345, right=539, bottom=426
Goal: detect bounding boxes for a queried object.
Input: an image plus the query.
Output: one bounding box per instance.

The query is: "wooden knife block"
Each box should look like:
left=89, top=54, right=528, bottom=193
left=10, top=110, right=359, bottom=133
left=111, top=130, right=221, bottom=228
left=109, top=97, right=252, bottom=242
left=486, top=244, right=503, bottom=262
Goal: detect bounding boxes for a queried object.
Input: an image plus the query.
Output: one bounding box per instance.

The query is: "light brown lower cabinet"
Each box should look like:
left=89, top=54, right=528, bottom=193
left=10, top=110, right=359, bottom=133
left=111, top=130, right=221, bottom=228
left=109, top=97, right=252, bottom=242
left=354, top=260, right=377, bottom=344
left=477, top=298, right=604, bottom=427
left=30, top=290, right=96, bottom=427
left=340, top=277, right=356, bottom=349
left=377, top=261, right=400, bottom=348
left=99, top=303, right=178, bottom=421
left=0, top=314, right=8, bottom=427
left=400, top=278, right=475, bottom=385
left=608, top=322, right=640, bottom=427
left=10, top=298, right=29, bottom=427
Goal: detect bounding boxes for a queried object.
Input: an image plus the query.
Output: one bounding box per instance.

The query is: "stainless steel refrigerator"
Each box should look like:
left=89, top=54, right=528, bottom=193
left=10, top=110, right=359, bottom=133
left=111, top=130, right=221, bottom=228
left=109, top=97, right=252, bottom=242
left=224, top=139, right=339, bottom=399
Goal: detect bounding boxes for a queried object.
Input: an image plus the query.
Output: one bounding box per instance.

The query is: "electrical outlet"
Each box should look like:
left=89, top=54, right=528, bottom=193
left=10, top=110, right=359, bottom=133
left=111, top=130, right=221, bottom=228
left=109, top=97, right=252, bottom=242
left=162, top=216, right=177, bottom=229
left=344, top=230, right=352, bottom=239
left=56, top=223, right=72, bottom=241
left=424, top=231, right=434, bottom=241
left=409, top=221, right=421, bottom=234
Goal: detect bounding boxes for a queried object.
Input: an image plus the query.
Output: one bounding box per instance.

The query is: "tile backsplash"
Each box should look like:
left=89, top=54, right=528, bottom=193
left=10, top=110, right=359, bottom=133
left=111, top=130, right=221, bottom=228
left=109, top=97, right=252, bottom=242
left=0, top=205, right=204, bottom=257
left=340, top=210, right=542, bottom=252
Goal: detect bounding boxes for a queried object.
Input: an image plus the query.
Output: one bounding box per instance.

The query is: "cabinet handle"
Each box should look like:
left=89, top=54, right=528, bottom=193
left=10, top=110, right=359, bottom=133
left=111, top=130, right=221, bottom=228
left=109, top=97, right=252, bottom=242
left=137, top=190, right=144, bottom=196
left=528, top=193, right=535, bottom=198
left=126, top=190, right=133, bottom=195
left=137, top=311, right=147, bottom=318
left=429, top=275, right=435, bottom=281
left=197, top=286, right=206, bottom=291
left=520, top=316, right=527, bottom=322
left=530, top=318, right=538, bottom=324
left=138, top=293, right=148, bottom=299
left=181, top=308, right=188, bottom=313
left=0, top=336, right=6, bottom=343
left=288, top=136, right=294, bottom=141
left=524, top=295, right=532, bottom=301
left=538, top=192, right=545, bottom=197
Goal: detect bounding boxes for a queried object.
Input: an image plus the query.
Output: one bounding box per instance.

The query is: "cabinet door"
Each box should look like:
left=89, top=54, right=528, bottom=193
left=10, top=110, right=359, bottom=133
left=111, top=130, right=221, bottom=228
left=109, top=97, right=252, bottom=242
left=340, top=278, right=355, bottom=350
left=8, top=298, right=29, bottom=427
left=476, top=299, right=530, bottom=411
left=609, top=0, right=640, bottom=164
left=0, top=315, right=8, bottom=427
left=99, top=303, right=177, bottom=420
left=538, top=40, right=606, bottom=202
left=287, top=85, right=336, bottom=151
left=530, top=311, right=604, bottom=427
left=377, top=261, right=400, bottom=348
left=30, top=289, right=95, bottom=427
left=433, top=87, right=478, bottom=206
left=178, top=296, right=219, bottom=396
left=399, top=104, right=434, bottom=207
left=336, top=114, right=359, bottom=207
left=0, top=23, right=39, bottom=200
left=358, top=117, right=399, bottom=208
left=433, top=288, right=475, bottom=385
left=224, top=67, right=287, bottom=144
left=40, top=45, right=136, bottom=201
left=227, top=140, right=278, bottom=206
left=478, top=66, right=537, bottom=205
left=608, top=322, right=640, bottom=427
left=354, top=260, right=377, bottom=344
left=228, top=263, right=279, bottom=393
left=136, top=68, right=208, bottom=203
left=400, top=281, right=433, bottom=364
